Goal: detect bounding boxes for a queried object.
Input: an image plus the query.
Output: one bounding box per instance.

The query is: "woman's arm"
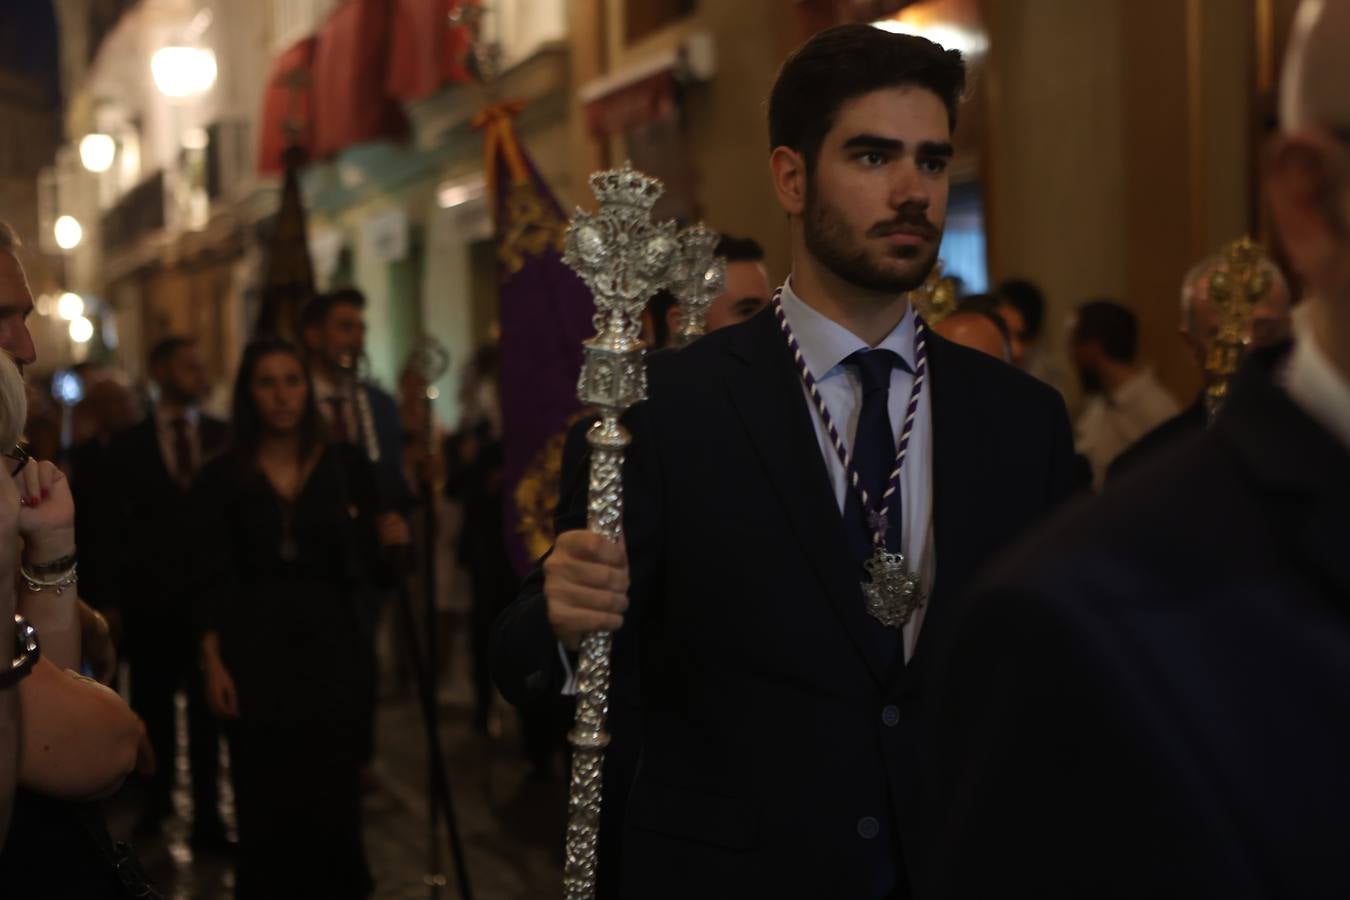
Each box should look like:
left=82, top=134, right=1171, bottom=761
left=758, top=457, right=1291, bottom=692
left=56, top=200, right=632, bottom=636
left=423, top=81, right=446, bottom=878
left=17, top=657, right=139, bottom=800
left=15, top=461, right=80, bottom=671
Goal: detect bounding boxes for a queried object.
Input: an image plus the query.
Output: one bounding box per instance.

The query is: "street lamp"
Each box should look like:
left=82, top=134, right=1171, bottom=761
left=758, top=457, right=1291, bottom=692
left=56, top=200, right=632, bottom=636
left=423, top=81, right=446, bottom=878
left=54, top=216, right=83, bottom=251
left=56, top=292, right=84, bottom=321
left=68, top=316, right=94, bottom=344
left=151, top=46, right=217, bottom=98
left=79, top=133, right=116, bottom=173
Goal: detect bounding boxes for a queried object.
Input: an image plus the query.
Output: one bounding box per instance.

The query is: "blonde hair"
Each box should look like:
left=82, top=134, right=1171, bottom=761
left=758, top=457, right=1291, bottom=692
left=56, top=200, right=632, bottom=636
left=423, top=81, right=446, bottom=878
left=0, top=352, right=25, bottom=452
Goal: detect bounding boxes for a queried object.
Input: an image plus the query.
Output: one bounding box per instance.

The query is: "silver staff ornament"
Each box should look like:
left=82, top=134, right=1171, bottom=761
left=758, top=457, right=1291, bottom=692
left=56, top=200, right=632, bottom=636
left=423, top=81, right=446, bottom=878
left=670, top=223, right=726, bottom=347
left=559, top=161, right=679, bottom=900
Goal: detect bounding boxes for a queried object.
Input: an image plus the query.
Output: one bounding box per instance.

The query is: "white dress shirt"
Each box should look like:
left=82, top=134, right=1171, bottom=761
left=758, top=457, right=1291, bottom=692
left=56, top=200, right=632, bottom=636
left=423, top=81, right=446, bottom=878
left=155, top=404, right=202, bottom=485
left=1075, top=368, right=1180, bottom=489
left=1284, top=310, right=1350, bottom=452
left=779, top=278, right=936, bottom=664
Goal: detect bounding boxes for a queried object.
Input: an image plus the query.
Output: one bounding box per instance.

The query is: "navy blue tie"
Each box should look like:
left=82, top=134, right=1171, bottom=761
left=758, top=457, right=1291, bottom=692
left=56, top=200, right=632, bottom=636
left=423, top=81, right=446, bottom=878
left=843, top=349, right=901, bottom=566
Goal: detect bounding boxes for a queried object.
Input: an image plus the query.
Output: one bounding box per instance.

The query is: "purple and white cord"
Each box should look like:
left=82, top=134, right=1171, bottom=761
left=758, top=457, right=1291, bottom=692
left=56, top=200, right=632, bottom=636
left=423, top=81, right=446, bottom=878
left=771, top=288, right=928, bottom=549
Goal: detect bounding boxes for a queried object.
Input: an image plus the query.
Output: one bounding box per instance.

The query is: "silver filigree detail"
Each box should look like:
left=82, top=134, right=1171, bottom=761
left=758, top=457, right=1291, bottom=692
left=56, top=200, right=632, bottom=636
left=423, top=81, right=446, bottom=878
left=669, top=223, right=726, bottom=347
left=562, top=162, right=678, bottom=900
left=861, top=548, right=925, bottom=629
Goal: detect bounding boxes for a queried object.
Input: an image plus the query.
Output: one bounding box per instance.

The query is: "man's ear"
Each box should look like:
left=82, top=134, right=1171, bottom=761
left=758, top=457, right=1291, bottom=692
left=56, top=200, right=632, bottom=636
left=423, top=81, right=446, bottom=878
left=1265, top=132, right=1348, bottom=282
left=770, top=146, right=808, bottom=218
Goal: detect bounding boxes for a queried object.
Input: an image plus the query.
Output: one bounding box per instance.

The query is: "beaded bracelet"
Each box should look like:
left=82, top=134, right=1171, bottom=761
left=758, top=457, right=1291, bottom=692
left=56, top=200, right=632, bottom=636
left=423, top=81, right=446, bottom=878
left=20, top=561, right=78, bottom=595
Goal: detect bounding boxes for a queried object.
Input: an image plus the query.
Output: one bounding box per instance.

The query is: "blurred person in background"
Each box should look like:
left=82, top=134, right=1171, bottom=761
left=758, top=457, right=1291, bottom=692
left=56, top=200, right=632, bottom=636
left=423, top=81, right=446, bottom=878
left=1107, top=251, right=1292, bottom=481
left=99, top=336, right=230, bottom=848
left=1070, top=299, right=1180, bottom=488
left=194, top=339, right=406, bottom=899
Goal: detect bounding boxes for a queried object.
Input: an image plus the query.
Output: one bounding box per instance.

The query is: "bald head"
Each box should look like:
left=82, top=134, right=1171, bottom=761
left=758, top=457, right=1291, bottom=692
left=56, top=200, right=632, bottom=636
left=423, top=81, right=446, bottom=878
left=1268, top=0, right=1350, bottom=370
left=933, top=311, right=1011, bottom=363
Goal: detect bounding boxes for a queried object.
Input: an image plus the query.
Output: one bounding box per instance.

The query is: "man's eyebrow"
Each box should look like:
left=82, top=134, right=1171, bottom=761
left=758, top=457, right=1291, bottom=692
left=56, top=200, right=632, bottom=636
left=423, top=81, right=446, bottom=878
left=840, top=136, right=955, bottom=159
left=842, top=134, right=905, bottom=153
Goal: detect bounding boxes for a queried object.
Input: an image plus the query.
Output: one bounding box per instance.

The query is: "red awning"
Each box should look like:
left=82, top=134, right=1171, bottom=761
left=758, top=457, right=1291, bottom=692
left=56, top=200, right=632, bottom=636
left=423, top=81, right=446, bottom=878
left=256, top=36, right=317, bottom=175
left=312, top=0, right=409, bottom=160
left=386, top=0, right=478, bottom=102
left=582, top=68, right=676, bottom=138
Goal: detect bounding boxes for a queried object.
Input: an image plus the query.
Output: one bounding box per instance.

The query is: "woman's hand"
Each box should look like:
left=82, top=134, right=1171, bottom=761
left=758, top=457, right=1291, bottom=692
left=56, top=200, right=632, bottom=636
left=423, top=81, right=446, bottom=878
left=376, top=512, right=412, bottom=548
left=204, top=658, right=240, bottom=720
left=14, top=459, right=74, bottom=563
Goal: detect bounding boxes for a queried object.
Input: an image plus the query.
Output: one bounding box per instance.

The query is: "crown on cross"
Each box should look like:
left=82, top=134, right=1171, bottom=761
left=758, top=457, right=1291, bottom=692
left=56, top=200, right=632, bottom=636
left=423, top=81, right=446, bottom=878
left=590, top=161, right=664, bottom=212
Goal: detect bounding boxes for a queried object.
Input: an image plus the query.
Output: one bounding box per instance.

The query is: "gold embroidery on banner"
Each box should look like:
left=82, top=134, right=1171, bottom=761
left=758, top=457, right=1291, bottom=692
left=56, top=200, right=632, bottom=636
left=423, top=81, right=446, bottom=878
left=498, top=182, right=567, bottom=275
left=514, top=409, right=590, bottom=561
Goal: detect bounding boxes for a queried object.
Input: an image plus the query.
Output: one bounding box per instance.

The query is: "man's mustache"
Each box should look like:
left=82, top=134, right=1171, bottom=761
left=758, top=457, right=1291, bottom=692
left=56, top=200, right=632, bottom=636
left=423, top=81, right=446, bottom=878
left=868, top=206, right=938, bottom=241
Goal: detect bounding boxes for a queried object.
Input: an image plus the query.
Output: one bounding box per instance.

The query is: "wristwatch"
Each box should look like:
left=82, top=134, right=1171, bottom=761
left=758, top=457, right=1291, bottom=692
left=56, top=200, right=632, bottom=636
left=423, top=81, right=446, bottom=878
left=0, top=615, right=39, bottom=690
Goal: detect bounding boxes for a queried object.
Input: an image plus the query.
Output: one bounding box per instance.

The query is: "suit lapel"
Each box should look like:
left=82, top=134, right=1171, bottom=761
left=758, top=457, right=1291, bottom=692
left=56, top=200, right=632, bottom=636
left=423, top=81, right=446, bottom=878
left=135, top=417, right=174, bottom=489
left=724, top=312, right=891, bottom=684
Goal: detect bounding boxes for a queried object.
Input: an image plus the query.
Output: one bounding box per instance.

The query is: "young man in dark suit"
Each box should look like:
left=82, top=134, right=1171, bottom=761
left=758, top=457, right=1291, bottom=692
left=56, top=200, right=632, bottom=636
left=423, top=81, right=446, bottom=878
left=495, top=25, right=1074, bottom=898
left=928, top=4, right=1350, bottom=897
left=102, top=336, right=230, bottom=845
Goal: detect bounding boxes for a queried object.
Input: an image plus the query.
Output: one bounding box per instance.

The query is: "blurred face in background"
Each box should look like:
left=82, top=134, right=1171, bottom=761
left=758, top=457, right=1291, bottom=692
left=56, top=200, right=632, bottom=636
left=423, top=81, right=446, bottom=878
left=994, top=299, right=1028, bottom=367
left=251, top=351, right=309, bottom=436
left=311, top=301, right=367, bottom=372
left=154, top=343, right=209, bottom=407
left=705, top=261, right=772, bottom=331
left=0, top=252, right=35, bottom=371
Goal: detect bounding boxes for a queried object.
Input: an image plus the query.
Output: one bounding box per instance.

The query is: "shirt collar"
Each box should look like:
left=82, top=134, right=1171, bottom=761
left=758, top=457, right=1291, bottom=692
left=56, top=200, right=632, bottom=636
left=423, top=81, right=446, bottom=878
left=778, top=277, right=916, bottom=380
left=155, top=402, right=199, bottom=429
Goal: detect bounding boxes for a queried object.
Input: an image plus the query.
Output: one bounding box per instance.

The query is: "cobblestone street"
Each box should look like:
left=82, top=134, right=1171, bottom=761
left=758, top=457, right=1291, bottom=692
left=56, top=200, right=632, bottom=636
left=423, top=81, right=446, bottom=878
left=106, top=665, right=569, bottom=899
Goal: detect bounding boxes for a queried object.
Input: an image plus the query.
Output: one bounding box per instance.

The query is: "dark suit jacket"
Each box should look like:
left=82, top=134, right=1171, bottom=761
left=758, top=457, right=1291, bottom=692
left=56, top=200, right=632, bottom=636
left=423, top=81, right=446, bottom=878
left=927, top=343, right=1350, bottom=899
left=492, top=308, right=1074, bottom=898
left=1106, top=393, right=1206, bottom=482
left=361, top=382, right=412, bottom=514
left=100, top=413, right=228, bottom=659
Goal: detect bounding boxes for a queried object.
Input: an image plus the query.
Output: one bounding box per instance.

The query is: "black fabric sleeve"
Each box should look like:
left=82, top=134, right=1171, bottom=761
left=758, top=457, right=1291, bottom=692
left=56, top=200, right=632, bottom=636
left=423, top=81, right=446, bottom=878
left=490, top=415, right=594, bottom=707
left=187, top=456, right=241, bottom=638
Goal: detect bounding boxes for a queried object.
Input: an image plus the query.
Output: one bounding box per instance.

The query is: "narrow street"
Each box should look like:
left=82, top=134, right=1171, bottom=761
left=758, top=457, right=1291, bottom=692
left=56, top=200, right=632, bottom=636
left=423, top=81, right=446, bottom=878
left=106, top=652, right=569, bottom=899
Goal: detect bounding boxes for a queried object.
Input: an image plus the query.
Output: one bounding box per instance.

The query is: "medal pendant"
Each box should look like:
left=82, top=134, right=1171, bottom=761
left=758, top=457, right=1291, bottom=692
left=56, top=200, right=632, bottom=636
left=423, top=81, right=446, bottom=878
left=861, top=547, right=924, bottom=629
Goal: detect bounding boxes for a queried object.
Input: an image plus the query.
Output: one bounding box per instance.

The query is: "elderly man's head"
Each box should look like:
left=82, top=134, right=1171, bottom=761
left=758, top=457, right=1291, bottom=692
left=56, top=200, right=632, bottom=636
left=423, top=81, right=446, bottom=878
left=0, top=224, right=36, bottom=372
left=1179, top=252, right=1292, bottom=382
left=1267, top=0, right=1350, bottom=360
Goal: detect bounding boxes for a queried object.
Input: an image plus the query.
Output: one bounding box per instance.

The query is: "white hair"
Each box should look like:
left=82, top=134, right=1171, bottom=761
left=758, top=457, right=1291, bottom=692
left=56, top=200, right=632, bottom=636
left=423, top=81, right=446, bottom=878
left=1281, top=0, right=1350, bottom=133
left=0, top=352, right=25, bottom=452
left=1180, top=251, right=1290, bottom=331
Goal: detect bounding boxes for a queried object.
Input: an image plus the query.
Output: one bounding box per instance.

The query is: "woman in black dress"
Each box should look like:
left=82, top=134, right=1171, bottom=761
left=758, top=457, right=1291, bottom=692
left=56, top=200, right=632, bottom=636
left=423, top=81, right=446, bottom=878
left=195, top=339, right=391, bottom=899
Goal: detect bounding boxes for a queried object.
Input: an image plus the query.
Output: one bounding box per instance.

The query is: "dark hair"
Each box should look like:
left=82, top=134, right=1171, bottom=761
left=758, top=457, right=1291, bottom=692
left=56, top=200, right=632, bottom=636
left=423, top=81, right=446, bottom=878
left=646, top=289, right=677, bottom=350
left=300, top=288, right=366, bottom=332
left=768, top=24, right=966, bottom=168
left=954, top=293, right=1012, bottom=345
left=715, top=234, right=765, bottom=263
left=149, top=336, right=196, bottom=370
left=230, top=338, right=325, bottom=459
left=995, top=279, right=1046, bottom=341
left=1073, top=299, right=1138, bottom=363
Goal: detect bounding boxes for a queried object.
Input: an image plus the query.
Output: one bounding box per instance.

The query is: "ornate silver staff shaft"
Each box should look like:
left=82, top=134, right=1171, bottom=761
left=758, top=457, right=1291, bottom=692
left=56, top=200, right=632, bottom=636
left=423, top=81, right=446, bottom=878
left=560, top=162, right=679, bottom=900
left=670, top=223, right=726, bottom=348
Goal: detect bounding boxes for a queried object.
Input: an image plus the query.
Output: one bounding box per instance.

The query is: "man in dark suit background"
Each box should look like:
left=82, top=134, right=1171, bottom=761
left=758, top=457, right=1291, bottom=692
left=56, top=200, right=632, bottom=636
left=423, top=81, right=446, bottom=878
left=300, top=290, right=412, bottom=773
left=493, top=26, right=1074, bottom=898
left=928, top=5, right=1350, bottom=897
left=102, top=336, right=229, bottom=845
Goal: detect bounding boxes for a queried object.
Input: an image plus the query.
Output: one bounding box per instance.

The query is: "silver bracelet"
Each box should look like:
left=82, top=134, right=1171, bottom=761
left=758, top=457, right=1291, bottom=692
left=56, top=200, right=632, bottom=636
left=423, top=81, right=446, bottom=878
left=20, top=561, right=78, bottom=595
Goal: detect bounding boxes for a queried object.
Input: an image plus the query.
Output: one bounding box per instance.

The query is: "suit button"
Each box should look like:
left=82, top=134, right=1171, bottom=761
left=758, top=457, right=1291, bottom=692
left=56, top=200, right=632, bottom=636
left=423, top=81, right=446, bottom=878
left=881, top=705, right=900, bottom=727
left=857, top=816, right=880, bottom=839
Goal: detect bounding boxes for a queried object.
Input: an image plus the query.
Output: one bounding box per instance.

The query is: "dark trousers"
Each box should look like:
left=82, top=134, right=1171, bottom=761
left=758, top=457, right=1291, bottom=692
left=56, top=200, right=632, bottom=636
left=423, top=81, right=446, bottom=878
left=129, top=646, right=222, bottom=830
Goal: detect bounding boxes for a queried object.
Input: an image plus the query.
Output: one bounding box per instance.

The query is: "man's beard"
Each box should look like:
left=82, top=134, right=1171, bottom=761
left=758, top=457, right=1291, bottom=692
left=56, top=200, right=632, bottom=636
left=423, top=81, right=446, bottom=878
left=803, top=182, right=940, bottom=294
